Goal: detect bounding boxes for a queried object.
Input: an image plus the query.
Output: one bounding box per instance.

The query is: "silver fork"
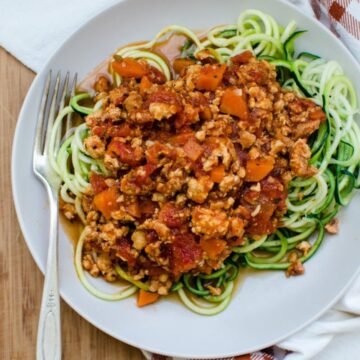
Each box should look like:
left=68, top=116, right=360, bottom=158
left=33, top=71, right=76, bottom=360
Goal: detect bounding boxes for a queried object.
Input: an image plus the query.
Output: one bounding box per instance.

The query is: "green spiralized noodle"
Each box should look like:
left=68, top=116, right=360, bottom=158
left=47, top=9, right=360, bottom=315
left=75, top=228, right=138, bottom=300
left=75, top=196, right=87, bottom=224
left=178, top=284, right=233, bottom=315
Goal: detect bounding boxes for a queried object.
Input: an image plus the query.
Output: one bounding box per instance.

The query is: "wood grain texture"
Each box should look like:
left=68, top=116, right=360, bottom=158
left=0, top=47, right=145, bottom=360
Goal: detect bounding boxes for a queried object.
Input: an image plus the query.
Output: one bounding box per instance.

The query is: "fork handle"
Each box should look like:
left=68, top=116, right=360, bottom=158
left=37, top=189, right=61, bottom=360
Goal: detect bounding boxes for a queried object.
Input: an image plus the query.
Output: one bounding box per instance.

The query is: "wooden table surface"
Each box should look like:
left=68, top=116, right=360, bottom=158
left=0, top=47, right=145, bottom=360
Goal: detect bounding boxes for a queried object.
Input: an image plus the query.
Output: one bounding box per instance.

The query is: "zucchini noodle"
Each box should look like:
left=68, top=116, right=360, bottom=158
left=75, top=228, right=138, bottom=300
left=48, top=10, right=360, bottom=315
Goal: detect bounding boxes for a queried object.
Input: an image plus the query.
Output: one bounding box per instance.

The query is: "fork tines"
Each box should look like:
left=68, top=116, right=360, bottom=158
left=33, top=71, right=77, bottom=162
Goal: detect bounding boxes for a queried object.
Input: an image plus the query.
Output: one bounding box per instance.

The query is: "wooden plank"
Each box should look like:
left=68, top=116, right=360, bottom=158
left=0, top=47, right=144, bottom=360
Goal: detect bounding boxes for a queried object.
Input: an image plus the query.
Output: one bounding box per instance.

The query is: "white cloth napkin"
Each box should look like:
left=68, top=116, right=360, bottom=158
left=2, top=1, right=360, bottom=359
left=0, top=0, right=119, bottom=72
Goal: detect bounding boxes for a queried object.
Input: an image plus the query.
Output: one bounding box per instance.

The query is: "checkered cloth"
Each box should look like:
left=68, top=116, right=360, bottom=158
left=314, top=0, right=360, bottom=39
left=144, top=1, right=360, bottom=359
left=145, top=347, right=288, bottom=360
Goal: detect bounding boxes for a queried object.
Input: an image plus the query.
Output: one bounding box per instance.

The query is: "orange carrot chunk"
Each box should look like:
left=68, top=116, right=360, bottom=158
left=173, top=58, right=196, bottom=74
left=195, top=64, right=227, bottom=91
left=137, top=289, right=160, bottom=307
left=200, top=238, right=227, bottom=259
left=140, top=76, right=153, bottom=94
left=210, top=164, right=225, bottom=183
left=168, top=132, right=195, bottom=146
left=220, top=88, right=249, bottom=121
left=245, top=157, right=275, bottom=182
left=93, top=186, right=119, bottom=219
left=112, top=58, right=147, bottom=78
left=183, top=138, right=204, bottom=161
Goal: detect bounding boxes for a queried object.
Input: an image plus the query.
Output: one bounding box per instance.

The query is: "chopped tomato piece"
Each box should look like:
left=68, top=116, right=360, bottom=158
left=147, top=90, right=182, bottom=109
left=115, top=237, right=136, bottom=266
left=173, top=58, right=196, bottom=74
left=200, top=238, right=227, bottom=259
left=92, top=125, right=108, bottom=137
left=231, top=51, right=253, bottom=64
left=112, top=58, right=147, bottom=78
left=247, top=204, right=277, bottom=236
left=220, top=88, right=249, bottom=120
left=190, top=159, right=207, bottom=178
left=126, top=201, right=141, bottom=218
left=93, top=186, right=119, bottom=219
left=245, top=157, right=275, bottom=182
left=210, top=164, right=225, bottom=183
left=183, top=138, right=204, bottom=161
left=195, top=64, right=227, bottom=91
left=158, top=203, right=186, bottom=228
left=148, top=65, right=166, bottom=84
left=137, top=289, right=159, bottom=307
left=108, top=139, right=141, bottom=166
left=89, top=172, right=108, bottom=194
left=146, top=142, right=172, bottom=164
left=140, top=200, right=158, bottom=217
left=107, top=123, right=132, bottom=138
left=134, top=164, right=156, bottom=185
left=169, top=233, right=203, bottom=275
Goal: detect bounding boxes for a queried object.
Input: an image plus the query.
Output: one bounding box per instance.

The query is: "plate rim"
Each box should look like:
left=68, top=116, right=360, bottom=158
left=11, top=0, right=360, bottom=357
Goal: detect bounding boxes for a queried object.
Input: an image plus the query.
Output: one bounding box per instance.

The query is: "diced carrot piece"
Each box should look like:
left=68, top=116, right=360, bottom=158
left=93, top=186, right=119, bottom=219
left=168, top=132, right=195, bottom=146
left=245, top=157, right=275, bottom=182
left=112, top=58, right=147, bottom=78
left=195, top=64, right=227, bottom=91
left=173, top=58, right=196, bottom=74
left=137, top=289, right=160, bottom=307
left=140, top=76, right=152, bottom=94
left=210, top=164, right=225, bottom=183
left=220, top=88, right=249, bottom=120
left=200, top=238, right=227, bottom=259
left=183, top=138, right=204, bottom=161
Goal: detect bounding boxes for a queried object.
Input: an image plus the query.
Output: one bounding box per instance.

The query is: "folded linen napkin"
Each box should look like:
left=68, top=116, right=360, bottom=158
left=2, top=0, right=360, bottom=359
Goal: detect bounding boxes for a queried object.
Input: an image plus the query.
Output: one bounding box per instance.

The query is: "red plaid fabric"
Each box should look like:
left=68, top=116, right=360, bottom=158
left=146, top=346, right=288, bottom=360
left=312, top=0, right=360, bottom=39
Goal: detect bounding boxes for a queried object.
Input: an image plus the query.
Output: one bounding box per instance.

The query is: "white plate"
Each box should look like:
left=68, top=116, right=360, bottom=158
left=12, top=0, right=360, bottom=358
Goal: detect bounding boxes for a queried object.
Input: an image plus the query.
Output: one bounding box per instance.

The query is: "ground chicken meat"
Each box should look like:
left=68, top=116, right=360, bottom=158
left=61, top=51, right=325, bottom=291
left=191, top=207, right=229, bottom=237
left=290, top=139, right=317, bottom=177
left=187, top=176, right=214, bottom=203
left=325, top=218, right=339, bottom=234
left=84, top=135, right=106, bottom=159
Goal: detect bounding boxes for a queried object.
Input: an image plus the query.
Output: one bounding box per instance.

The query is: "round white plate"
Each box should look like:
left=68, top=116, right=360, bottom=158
left=12, top=0, right=360, bottom=358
